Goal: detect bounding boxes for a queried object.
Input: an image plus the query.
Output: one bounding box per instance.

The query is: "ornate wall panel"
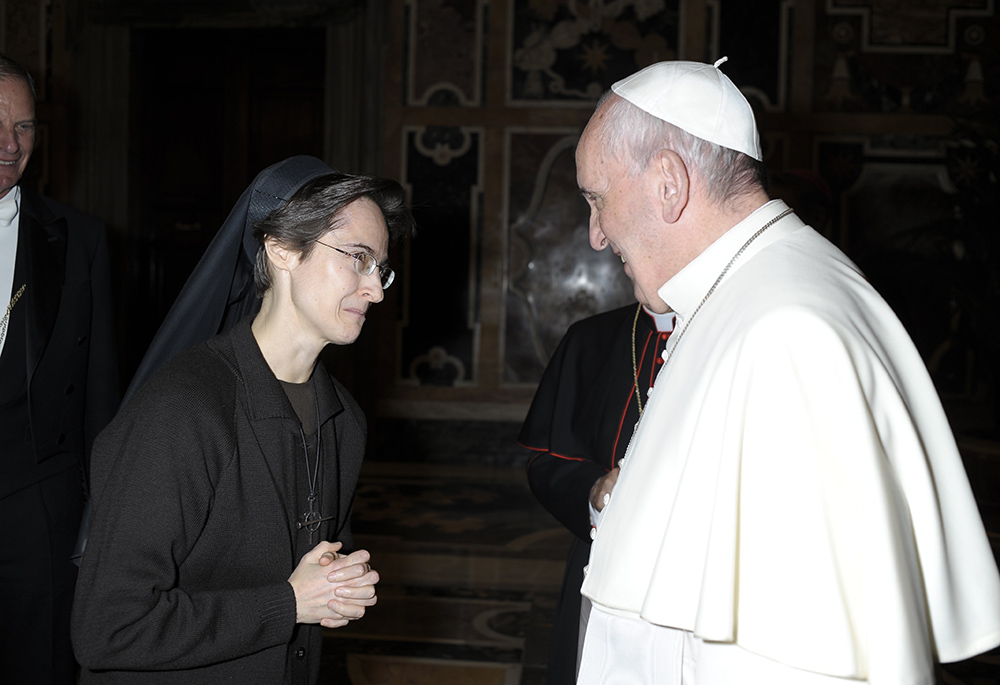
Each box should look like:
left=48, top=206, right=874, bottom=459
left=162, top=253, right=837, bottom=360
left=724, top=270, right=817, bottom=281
left=399, top=125, right=484, bottom=387
left=381, top=0, right=999, bottom=429
left=406, top=0, right=487, bottom=106
left=803, top=1, right=1000, bottom=432
left=503, top=129, right=634, bottom=384
left=508, top=0, right=680, bottom=104
left=814, top=0, right=997, bottom=113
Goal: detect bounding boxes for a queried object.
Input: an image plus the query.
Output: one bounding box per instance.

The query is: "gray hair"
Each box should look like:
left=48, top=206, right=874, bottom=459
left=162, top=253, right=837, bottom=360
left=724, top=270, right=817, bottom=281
left=0, top=53, right=37, bottom=103
left=594, top=91, right=767, bottom=207
left=252, top=172, right=414, bottom=295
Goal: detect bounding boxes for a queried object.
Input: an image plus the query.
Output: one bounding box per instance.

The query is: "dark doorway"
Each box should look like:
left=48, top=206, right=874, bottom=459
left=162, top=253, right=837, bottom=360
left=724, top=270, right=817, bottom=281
left=123, top=27, right=326, bottom=382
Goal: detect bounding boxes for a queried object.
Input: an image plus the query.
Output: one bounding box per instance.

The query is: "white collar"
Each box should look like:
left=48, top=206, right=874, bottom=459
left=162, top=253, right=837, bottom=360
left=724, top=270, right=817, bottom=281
left=643, top=305, right=676, bottom=333
left=0, top=186, right=21, bottom=229
left=658, top=199, right=799, bottom=322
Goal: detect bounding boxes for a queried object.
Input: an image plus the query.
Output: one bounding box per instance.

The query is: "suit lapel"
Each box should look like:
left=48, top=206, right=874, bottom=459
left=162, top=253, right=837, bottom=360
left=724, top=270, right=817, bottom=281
left=19, top=191, right=67, bottom=380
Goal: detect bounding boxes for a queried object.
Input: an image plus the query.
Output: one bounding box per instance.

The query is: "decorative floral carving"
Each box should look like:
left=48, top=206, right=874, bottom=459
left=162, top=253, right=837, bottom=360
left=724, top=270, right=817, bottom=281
left=510, top=0, right=677, bottom=103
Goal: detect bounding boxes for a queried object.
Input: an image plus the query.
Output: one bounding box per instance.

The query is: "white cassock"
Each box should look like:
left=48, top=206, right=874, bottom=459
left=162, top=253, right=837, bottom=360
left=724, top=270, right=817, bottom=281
left=579, top=199, right=1000, bottom=684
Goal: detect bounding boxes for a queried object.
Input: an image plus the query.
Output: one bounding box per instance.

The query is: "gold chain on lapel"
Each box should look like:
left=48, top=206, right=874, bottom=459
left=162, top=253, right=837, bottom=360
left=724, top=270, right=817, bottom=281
left=0, top=284, right=26, bottom=350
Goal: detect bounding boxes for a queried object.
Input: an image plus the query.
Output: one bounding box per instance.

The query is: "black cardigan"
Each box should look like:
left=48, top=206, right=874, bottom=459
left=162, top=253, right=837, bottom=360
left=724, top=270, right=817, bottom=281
left=72, top=317, right=366, bottom=684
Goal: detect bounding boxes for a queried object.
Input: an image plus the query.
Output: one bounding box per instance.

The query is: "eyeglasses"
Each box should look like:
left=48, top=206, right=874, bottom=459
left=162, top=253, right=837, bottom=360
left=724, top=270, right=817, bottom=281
left=315, top=240, right=395, bottom=289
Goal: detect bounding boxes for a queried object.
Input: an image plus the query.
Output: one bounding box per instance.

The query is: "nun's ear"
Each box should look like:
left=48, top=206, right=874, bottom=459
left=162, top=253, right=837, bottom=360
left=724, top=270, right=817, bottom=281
left=263, top=236, right=298, bottom=273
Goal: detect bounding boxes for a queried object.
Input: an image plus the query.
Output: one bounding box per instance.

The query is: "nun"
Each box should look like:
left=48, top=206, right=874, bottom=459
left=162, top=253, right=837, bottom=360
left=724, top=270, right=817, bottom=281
left=72, top=156, right=413, bottom=684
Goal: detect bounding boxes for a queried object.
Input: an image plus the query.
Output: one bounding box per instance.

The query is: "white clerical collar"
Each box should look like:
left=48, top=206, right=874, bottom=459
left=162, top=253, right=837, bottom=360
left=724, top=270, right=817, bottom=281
left=657, top=199, right=800, bottom=321
left=0, top=185, right=21, bottom=227
left=643, top=305, right=676, bottom=333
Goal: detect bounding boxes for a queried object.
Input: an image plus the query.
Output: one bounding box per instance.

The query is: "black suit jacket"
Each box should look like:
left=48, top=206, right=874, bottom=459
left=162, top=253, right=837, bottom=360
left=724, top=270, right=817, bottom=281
left=1, top=188, right=119, bottom=498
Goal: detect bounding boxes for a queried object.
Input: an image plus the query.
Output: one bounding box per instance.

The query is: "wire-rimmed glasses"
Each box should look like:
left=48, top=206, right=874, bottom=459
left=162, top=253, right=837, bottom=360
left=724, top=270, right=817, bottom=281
left=315, top=240, right=395, bottom=289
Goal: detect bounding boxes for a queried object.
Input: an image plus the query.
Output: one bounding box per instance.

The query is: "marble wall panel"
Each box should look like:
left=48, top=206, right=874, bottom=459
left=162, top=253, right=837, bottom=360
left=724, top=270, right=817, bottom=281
left=406, top=0, right=486, bottom=106
left=400, top=125, right=483, bottom=386
left=503, top=129, right=634, bottom=385
left=384, top=0, right=999, bottom=426
left=814, top=0, right=997, bottom=113
left=508, top=0, right=680, bottom=104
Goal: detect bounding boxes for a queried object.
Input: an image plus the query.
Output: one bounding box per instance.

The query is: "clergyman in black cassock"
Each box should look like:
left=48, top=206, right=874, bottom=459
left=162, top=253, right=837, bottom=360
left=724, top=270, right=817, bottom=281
left=519, top=303, right=674, bottom=684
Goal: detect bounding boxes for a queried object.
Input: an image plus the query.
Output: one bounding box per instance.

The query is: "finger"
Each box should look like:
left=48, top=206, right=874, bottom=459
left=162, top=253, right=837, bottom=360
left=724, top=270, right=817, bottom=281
left=327, top=600, right=367, bottom=620
left=327, top=563, right=367, bottom=583
left=327, top=559, right=376, bottom=583
left=310, top=540, right=343, bottom=563
left=323, top=549, right=371, bottom=574
left=591, top=481, right=612, bottom=510
left=334, top=584, right=378, bottom=601
left=320, top=617, right=350, bottom=629
left=329, top=568, right=379, bottom=589
left=318, top=550, right=343, bottom=567
left=329, top=572, right=380, bottom=595
left=333, top=596, right=378, bottom=607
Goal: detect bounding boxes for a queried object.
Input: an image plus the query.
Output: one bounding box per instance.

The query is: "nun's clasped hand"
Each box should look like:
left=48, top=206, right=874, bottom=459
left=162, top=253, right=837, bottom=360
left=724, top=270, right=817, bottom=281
left=289, top=541, right=380, bottom=629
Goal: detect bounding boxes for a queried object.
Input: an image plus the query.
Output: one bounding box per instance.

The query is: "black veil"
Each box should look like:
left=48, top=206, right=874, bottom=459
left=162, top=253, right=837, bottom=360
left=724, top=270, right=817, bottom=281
left=124, top=155, right=336, bottom=402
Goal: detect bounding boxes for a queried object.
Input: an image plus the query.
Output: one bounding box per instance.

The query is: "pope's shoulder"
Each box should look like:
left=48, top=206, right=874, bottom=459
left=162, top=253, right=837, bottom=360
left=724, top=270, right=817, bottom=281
left=717, top=225, right=902, bottom=354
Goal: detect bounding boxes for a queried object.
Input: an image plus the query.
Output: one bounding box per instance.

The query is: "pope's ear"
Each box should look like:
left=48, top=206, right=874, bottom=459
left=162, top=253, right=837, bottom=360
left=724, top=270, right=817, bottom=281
left=656, top=149, right=689, bottom=224
left=263, top=236, right=297, bottom=272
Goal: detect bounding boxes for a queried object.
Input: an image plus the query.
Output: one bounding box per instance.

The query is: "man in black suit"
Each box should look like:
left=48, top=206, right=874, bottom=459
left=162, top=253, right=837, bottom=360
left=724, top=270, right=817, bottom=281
left=0, top=53, right=119, bottom=685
